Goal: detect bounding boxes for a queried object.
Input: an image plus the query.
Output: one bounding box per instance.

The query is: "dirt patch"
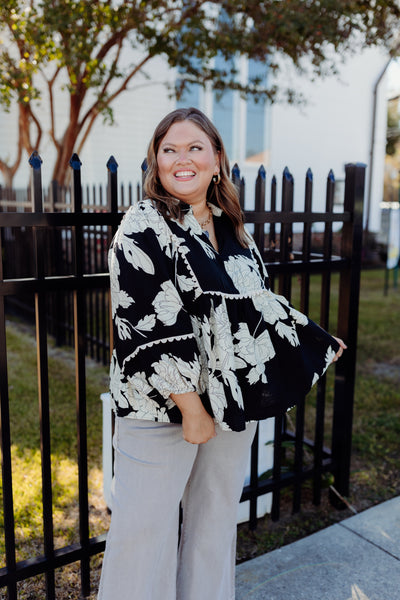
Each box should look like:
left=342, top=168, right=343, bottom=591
left=370, top=361, right=400, bottom=381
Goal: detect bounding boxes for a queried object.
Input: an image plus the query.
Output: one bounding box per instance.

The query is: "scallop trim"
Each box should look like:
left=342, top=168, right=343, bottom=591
left=202, top=288, right=273, bottom=300
left=122, top=332, right=196, bottom=366
left=172, top=234, right=203, bottom=297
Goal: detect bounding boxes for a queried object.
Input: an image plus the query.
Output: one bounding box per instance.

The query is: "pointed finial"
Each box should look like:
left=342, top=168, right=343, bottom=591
left=283, top=166, right=293, bottom=181
left=69, top=153, right=82, bottom=170
left=258, top=165, right=266, bottom=179
left=107, top=156, right=118, bottom=173
left=29, top=151, right=43, bottom=170
left=231, top=163, right=240, bottom=179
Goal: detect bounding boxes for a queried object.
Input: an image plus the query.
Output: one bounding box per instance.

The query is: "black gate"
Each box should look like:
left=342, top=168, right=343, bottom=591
left=0, top=154, right=364, bottom=598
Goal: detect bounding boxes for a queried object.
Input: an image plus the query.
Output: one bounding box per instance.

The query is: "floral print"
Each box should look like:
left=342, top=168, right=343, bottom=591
left=152, top=281, right=183, bottom=326
left=233, top=324, right=275, bottom=384
left=109, top=199, right=340, bottom=431
left=225, top=254, right=264, bottom=293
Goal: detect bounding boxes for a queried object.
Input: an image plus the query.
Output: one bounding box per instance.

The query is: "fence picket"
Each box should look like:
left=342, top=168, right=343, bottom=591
left=30, top=152, right=56, bottom=599
left=69, top=154, right=91, bottom=596
left=0, top=217, right=17, bottom=599
left=331, top=163, right=365, bottom=503
left=254, top=165, right=266, bottom=252
left=300, top=168, right=313, bottom=314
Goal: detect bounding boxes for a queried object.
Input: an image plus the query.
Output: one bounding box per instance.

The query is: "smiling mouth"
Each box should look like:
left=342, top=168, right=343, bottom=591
left=174, top=171, right=196, bottom=179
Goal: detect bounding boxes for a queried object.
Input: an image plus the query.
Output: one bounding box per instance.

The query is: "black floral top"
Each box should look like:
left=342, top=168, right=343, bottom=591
left=109, top=199, right=339, bottom=432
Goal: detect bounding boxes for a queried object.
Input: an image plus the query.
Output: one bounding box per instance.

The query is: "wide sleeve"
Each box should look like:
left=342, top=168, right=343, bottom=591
left=109, top=202, right=202, bottom=420
left=247, top=239, right=340, bottom=404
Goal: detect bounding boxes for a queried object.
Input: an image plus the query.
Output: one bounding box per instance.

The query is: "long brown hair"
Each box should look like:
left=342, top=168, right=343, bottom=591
left=144, top=107, right=249, bottom=247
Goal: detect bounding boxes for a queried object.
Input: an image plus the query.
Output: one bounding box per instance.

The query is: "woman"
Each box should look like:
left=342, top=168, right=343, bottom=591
left=98, top=107, right=346, bottom=600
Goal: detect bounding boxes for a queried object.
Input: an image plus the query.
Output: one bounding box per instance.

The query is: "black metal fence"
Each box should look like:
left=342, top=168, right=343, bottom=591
left=0, top=153, right=365, bottom=599
left=0, top=160, right=143, bottom=365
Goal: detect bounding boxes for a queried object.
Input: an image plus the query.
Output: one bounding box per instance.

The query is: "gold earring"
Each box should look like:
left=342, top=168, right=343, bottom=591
left=212, top=173, right=221, bottom=185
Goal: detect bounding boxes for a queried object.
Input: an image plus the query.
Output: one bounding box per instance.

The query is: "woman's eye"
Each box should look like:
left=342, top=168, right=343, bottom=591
left=190, top=145, right=202, bottom=151
left=163, top=147, right=174, bottom=153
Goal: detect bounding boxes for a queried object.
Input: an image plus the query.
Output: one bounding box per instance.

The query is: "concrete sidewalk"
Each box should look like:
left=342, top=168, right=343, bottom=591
left=236, top=496, right=400, bottom=600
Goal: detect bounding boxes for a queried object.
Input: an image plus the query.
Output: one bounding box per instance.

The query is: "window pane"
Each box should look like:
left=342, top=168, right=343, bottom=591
left=176, top=81, right=200, bottom=108
left=213, top=92, right=233, bottom=158
left=246, top=60, right=268, bottom=161
left=213, top=55, right=234, bottom=158
left=246, top=97, right=265, bottom=160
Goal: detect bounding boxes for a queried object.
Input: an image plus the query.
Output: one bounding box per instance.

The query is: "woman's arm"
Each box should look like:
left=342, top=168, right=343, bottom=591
left=109, top=201, right=203, bottom=422
left=170, top=392, right=216, bottom=444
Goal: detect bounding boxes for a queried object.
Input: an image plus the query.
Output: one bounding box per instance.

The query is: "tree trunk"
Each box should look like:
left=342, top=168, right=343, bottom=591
left=0, top=163, right=15, bottom=188
left=52, top=133, right=77, bottom=186
left=51, top=94, right=86, bottom=185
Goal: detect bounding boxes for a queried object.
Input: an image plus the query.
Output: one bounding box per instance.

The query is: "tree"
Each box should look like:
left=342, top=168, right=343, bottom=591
left=0, top=0, right=399, bottom=186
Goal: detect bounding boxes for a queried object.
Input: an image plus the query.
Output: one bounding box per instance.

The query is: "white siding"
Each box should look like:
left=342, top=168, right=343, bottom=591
left=81, top=55, right=175, bottom=187
left=268, top=46, right=389, bottom=231
left=0, top=105, right=31, bottom=188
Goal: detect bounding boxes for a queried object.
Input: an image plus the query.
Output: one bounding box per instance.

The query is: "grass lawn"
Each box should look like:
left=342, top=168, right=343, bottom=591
left=0, top=268, right=399, bottom=597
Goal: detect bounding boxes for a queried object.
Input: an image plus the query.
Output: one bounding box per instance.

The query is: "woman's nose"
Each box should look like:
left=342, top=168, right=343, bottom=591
left=176, top=150, right=191, bottom=163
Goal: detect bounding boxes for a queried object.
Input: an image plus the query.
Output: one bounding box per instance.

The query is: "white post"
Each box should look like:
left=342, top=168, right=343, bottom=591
left=101, top=392, right=113, bottom=510
left=237, top=418, right=274, bottom=523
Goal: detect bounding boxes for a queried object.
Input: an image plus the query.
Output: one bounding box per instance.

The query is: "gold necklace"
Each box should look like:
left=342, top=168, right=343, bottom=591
left=198, top=207, right=212, bottom=229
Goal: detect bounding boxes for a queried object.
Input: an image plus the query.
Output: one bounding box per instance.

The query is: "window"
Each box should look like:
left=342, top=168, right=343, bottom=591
left=175, top=57, right=270, bottom=165
left=176, top=80, right=201, bottom=108
left=246, top=60, right=268, bottom=162
left=213, top=55, right=234, bottom=158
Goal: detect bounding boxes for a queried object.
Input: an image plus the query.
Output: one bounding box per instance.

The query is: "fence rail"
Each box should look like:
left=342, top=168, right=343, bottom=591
left=0, top=153, right=365, bottom=599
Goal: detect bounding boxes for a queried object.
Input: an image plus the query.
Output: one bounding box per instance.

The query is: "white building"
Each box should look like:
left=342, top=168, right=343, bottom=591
left=0, top=45, right=390, bottom=232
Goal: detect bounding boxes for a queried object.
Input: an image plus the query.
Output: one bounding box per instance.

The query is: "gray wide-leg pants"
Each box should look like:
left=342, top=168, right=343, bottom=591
left=97, top=417, right=257, bottom=600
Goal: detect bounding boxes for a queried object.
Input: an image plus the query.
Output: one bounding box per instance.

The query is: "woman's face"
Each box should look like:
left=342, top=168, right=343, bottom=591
left=156, top=120, right=220, bottom=208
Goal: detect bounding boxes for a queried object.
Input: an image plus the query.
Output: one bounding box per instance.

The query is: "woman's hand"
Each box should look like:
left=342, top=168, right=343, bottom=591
left=170, top=391, right=217, bottom=444
left=181, top=410, right=216, bottom=445
left=332, top=336, right=347, bottom=362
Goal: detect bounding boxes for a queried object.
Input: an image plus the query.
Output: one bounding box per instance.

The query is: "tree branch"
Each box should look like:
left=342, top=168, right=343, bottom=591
left=28, top=105, right=43, bottom=151
left=42, top=66, right=62, bottom=151
left=94, top=27, right=130, bottom=64
left=78, top=52, right=153, bottom=132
